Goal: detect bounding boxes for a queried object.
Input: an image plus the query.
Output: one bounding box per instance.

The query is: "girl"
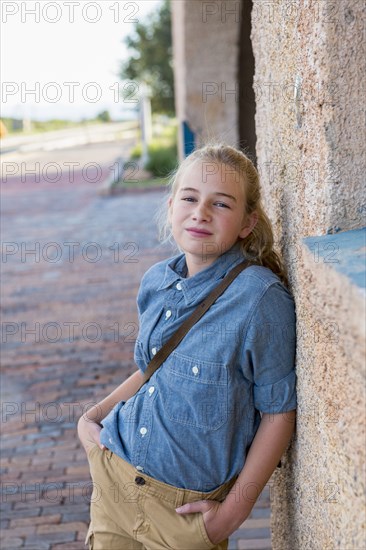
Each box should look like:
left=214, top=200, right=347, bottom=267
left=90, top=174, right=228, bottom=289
left=78, top=144, right=297, bottom=550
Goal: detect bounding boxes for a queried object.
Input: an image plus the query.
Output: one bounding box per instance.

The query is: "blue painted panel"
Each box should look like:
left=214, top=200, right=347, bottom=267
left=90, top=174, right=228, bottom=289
left=304, top=227, right=366, bottom=289
left=183, top=121, right=195, bottom=157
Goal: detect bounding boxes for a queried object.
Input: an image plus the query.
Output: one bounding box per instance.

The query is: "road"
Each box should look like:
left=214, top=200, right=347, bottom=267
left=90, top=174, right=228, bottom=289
left=0, top=121, right=139, bottom=155
left=1, top=123, right=139, bottom=185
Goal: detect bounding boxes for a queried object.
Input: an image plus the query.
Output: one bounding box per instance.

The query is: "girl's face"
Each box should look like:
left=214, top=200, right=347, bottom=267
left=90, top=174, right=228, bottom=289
left=168, top=160, right=258, bottom=276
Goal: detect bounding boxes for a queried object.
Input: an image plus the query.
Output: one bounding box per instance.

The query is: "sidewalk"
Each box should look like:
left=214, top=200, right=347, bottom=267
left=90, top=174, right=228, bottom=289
left=0, top=121, right=139, bottom=156
left=1, top=173, right=271, bottom=549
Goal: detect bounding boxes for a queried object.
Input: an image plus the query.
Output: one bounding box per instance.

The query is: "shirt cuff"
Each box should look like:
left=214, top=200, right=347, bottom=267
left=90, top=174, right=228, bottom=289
left=254, top=370, right=297, bottom=413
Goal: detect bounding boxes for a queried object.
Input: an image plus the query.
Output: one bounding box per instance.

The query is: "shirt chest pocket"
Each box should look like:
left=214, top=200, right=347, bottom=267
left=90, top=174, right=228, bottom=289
left=163, top=352, right=228, bottom=431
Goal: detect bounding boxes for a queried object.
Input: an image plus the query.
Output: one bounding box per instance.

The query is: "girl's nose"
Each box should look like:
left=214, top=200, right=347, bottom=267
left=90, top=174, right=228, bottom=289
left=192, top=202, right=211, bottom=221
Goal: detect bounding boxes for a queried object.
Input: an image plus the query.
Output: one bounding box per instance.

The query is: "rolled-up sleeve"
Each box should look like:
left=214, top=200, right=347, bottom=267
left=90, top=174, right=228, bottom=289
left=244, top=282, right=297, bottom=414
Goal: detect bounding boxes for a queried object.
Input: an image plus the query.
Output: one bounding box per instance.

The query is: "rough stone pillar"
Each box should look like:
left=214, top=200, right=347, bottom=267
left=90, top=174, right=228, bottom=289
left=251, top=0, right=366, bottom=548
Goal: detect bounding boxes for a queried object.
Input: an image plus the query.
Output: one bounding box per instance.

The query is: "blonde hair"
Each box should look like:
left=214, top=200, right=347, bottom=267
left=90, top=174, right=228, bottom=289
left=155, top=143, right=288, bottom=287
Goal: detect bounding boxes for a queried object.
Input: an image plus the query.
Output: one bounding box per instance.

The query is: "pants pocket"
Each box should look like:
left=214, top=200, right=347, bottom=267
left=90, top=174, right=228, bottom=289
left=197, top=512, right=217, bottom=549
left=85, top=523, right=94, bottom=549
left=87, top=444, right=99, bottom=460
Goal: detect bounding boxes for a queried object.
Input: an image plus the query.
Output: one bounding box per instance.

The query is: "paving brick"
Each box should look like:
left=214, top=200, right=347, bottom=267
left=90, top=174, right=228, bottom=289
left=1, top=525, right=37, bottom=537
left=4, top=508, right=42, bottom=519
left=42, top=468, right=67, bottom=479
left=237, top=538, right=272, bottom=549
left=61, top=511, right=90, bottom=523
left=0, top=537, right=23, bottom=548
left=2, top=421, right=27, bottom=433
left=40, top=504, right=91, bottom=516
left=10, top=514, right=61, bottom=528
left=2, top=439, right=24, bottom=452
left=0, top=502, right=13, bottom=512
left=26, top=462, right=52, bottom=472
left=236, top=528, right=271, bottom=540
left=1, top=472, right=21, bottom=482
left=26, top=532, right=76, bottom=544
left=30, top=456, right=55, bottom=466
left=36, top=522, right=87, bottom=535
left=13, top=497, right=62, bottom=509
left=0, top=457, right=12, bottom=468
left=248, top=507, right=272, bottom=519
left=39, top=427, right=63, bottom=437
left=25, top=431, right=60, bottom=441
left=10, top=457, right=32, bottom=467
left=51, top=544, right=84, bottom=550
left=10, top=428, right=39, bottom=437
left=0, top=519, right=10, bottom=529
left=0, top=448, right=15, bottom=458
left=240, top=518, right=271, bottom=529
left=23, top=545, right=52, bottom=550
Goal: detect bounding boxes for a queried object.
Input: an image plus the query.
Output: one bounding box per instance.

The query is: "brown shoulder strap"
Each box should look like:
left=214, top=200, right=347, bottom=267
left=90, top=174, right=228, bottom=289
left=136, top=259, right=249, bottom=389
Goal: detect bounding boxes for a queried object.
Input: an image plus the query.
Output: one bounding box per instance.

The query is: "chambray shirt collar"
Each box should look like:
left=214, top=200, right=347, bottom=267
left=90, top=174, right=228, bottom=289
left=156, top=241, right=245, bottom=304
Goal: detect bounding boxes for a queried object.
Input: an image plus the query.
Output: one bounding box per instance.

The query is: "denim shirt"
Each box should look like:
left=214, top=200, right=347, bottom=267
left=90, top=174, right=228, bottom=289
left=100, top=241, right=297, bottom=492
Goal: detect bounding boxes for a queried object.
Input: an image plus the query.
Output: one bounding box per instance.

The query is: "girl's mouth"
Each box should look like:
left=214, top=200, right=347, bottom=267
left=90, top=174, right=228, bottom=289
left=186, top=228, right=213, bottom=237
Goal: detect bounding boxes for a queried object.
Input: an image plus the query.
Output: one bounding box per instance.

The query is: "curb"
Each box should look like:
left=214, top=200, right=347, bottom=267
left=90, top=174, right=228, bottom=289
left=98, top=155, right=168, bottom=197
left=107, top=185, right=167, bottom=196
left=98, top=156, right=125, bottom=196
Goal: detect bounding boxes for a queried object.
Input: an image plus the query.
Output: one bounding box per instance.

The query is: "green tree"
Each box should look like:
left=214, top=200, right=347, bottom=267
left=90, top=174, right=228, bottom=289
left=97, top=110, right=111, bottom=123
left=119, top=0, right=175, bottom=115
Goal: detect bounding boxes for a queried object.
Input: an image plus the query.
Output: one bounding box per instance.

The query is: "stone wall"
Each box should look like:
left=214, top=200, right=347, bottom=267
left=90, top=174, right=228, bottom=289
left=171, top=0, right=365, bottom=547
left=270, top=231, right=365, bottom=549
left=251, top=0, right=365, bottom=547
left=251, top=0, right=365, bottom=239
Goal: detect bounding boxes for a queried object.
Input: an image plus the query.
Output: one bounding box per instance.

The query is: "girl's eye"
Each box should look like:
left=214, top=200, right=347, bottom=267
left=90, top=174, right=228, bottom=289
left=181, top=198, right=230, bottom=208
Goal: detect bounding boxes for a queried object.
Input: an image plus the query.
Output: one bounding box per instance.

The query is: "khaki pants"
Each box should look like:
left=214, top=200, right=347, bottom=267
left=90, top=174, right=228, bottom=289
left=85, top=445, right=237, bottom=550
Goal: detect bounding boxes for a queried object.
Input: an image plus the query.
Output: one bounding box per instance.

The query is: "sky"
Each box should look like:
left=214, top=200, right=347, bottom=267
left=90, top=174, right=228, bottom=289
left=1, top=0, right=163, bottom=121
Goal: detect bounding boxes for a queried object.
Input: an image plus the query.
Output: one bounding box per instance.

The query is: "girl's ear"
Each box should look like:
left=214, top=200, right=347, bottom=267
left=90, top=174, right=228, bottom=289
left=167, top=196, right=173, bottom=223
left=239, top=211, right=258, bottom=239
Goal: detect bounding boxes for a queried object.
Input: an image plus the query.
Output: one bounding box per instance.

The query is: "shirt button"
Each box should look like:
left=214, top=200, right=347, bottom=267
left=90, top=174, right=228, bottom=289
left=192, top=366, right=199, bottom=375
left=165, top=310, right=172, bottom=319
left=140, top=427, right=148, bottom=436
left=108, top=438, right=113, bottom=444
left=176, top=282, right=182, bottom=290
left=136, top=465, right=144, bottom=472
left=148, top=386, right=155, bottom=395
left=151, top=347, right=157, bottom=355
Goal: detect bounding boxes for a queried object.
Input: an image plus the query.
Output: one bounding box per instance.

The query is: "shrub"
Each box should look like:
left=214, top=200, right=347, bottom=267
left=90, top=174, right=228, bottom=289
left=130, top=143, right=142, bottom=159
left=145, top=141, right=178, bottom=177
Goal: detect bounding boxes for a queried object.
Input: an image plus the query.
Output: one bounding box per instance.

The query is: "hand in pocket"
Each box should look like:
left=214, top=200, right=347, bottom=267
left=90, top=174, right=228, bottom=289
left=77, top=416, right=107, bottom=456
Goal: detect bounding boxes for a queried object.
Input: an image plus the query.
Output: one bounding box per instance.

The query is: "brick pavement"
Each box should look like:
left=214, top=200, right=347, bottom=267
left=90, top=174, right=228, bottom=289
left=1, top=151, right=271, bottom=549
